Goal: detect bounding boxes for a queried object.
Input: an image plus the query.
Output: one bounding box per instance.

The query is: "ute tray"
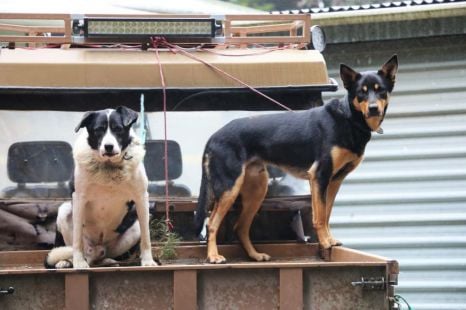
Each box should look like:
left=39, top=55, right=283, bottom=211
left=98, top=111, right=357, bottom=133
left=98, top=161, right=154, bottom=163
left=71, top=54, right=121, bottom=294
left=0, top=243, right=398, bottom=310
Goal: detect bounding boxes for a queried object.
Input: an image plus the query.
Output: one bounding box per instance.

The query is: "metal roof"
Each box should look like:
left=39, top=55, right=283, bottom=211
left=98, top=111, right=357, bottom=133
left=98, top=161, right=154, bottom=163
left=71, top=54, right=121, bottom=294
left=273, top=0, right=466, bottom=14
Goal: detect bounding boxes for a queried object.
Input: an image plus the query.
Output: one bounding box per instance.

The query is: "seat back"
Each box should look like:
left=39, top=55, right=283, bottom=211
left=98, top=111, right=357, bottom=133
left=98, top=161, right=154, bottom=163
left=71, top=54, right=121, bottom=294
left=266, top=166, right=294, bottom=197
left=3, top=141, right=74, bottom=198
left=144, top=140, right=183, bottom=181
left=144, top=140, right=191, bottom=197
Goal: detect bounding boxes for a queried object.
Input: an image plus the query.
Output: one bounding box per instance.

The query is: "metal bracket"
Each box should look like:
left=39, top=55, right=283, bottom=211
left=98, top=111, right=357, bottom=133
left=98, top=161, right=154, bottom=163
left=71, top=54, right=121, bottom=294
left=351, top=277, right=386, bottom=290
left=0, top=287, right=15, bottom=295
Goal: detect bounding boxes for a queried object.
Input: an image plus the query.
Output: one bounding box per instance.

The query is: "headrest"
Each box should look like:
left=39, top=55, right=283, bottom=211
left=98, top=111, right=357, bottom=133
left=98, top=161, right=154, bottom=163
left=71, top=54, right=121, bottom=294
left=267, top=166, right=286, bottom=179
left=144, top=140, right=182, bottom=181
left=7, top=141, right=73, bottom=183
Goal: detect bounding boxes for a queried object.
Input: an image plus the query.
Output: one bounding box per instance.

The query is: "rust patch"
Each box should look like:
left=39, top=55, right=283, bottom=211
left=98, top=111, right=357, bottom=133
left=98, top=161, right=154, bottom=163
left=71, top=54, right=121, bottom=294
left=198, top=269, right=279, bottom=310
left=0, top=274, right=65, bottom=309
left=174, top=270, right=197, bottom=310
left=304, top=267, right=388, bottom=310
left=90, top=271, right=173, bottom=309
left=280, top=269, right=303, bottom=309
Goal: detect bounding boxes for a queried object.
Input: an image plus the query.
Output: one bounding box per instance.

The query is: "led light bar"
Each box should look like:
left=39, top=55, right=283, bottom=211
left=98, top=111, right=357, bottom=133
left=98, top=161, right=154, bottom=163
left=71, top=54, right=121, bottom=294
left=83, top=18, right=216, bottom=39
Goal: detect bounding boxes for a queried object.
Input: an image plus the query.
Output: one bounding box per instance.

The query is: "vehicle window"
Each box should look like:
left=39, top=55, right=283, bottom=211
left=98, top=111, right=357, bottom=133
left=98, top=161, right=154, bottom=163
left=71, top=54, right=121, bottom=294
left=0, top=109, right=308, bottom=200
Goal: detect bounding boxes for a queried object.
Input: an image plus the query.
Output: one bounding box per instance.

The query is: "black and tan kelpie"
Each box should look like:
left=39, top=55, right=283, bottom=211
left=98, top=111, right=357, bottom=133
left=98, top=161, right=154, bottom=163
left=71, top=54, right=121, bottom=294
left=195, top=55, right=398, bottom=263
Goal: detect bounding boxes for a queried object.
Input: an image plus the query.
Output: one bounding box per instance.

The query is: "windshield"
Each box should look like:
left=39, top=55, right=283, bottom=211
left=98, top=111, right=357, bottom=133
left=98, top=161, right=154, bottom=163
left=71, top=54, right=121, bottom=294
left=0, top=109, right=308, bottom=200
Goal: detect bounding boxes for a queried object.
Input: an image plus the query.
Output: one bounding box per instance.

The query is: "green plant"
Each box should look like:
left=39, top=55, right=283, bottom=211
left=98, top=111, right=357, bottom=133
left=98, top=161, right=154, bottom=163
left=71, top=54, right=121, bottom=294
left=150, top=218, right=181, bottom=260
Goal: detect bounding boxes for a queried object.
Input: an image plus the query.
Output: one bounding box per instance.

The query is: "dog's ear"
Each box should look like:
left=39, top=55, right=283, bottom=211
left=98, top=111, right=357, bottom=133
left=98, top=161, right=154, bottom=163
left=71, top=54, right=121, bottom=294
left=75, top=111, right=95, bottom=133
left=116, top=106, right=138, bottom=128
left=340, top=64, right=361, bottom=90
left=378, top=54, right=398, bottom=90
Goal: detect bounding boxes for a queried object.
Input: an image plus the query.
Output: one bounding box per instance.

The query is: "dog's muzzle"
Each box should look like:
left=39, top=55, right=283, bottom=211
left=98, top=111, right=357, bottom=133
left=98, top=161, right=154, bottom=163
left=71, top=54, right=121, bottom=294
left=103, top=144, right=118, bottom=157
left=368, top=103, right=380, bottom=117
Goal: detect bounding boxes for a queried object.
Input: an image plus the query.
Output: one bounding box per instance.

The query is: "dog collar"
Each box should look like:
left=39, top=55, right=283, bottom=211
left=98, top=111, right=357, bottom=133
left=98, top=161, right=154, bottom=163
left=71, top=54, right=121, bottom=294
left=123, top=152, right=133, bottom=160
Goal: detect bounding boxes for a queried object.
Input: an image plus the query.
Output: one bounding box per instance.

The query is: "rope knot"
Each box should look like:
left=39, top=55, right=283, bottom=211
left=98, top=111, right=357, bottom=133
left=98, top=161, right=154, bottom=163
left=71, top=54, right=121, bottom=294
left=165, top=218, right=174, bottom=232
left=150, top=36, right=168, bottom=48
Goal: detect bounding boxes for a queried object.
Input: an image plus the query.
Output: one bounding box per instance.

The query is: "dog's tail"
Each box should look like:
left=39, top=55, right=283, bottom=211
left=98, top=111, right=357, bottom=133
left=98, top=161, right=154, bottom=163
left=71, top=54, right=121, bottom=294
left=44, top=246, right=73, bottom=269
left=194, top=154, right=215, bottom=238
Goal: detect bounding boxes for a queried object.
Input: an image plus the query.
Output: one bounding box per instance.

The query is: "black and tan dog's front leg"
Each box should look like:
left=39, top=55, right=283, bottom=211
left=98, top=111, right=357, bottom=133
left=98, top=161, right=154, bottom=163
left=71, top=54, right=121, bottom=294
left=325, top=152, right=364, bottom=247
left=308, top=162, right=333, bottom=249
left=325, top=179, right=344, bottom=247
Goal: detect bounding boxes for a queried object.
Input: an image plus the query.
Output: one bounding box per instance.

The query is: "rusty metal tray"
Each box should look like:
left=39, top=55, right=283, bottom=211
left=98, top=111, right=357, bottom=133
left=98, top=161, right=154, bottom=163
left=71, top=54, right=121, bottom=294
left=0, top=243, right=398, bottom=310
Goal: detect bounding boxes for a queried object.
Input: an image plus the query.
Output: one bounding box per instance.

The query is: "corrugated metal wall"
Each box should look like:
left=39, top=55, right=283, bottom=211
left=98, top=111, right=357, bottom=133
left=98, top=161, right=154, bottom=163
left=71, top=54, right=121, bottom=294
left=325, top=60, right=466, bottom=309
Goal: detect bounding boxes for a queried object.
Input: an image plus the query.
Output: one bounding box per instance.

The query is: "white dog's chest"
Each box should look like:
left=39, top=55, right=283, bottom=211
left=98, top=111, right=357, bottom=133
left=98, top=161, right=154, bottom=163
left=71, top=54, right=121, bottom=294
left=82, top=185, right=135, bottom=243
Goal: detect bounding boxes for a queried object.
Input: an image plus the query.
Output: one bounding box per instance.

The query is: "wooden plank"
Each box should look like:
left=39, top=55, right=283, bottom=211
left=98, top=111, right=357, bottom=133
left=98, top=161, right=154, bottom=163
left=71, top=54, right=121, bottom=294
left=65, top=273, right=89, bottom=310
left=225, top=14, right=309, bottom=21
left=173, top=270, right=197, bottom=310
left=280, top=268, right=303, bottom=310
left=63, top=16, right=72, bottom=41
left=330, top=246, right=392, bottom=263
left=225, top=36, right=308, bottom=45
left=230, top=22, right=304, bottom=35
left=0, top=23, right=64, bottom=33
left=303, top=15, right=311, bottom=43
left=0, top=35, right=70, bottom=43
left=0, top=13, right=70, bottom=19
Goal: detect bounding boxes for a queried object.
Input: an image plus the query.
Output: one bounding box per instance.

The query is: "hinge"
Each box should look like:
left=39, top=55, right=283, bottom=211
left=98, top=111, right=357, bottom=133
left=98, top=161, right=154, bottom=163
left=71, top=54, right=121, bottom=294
left=0, top=287, right=14, bottom=295
left=351, top=277, right=385, bottom=290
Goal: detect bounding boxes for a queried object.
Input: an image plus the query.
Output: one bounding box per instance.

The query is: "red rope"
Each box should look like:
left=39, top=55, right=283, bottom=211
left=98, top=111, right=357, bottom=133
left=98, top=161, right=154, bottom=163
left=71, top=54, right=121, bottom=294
left=149, top=37, right=294, bottom=231
left=151, top=37, right=173, bottom=231
left=199, top=44, right=291, bottom=57
left=152, top=37, right=293, bottom=112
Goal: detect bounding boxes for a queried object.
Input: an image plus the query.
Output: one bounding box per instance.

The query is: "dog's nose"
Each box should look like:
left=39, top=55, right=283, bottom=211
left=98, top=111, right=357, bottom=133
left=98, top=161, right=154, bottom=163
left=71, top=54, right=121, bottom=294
left=104, top=144, right=114, bottom=153
left=368, top=104, right=379, bottom=116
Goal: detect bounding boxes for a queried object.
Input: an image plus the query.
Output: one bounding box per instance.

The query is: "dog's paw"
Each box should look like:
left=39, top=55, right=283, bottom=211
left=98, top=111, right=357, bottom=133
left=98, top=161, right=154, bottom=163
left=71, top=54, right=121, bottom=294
left=55, top=260, right=72, bottom=269
left=141, top=258, right=159, bottom=267
left=251, top=253, right=271, bottom=262
left=100, top=258, right=120, bottom=267
left=319, top=238, right=343, bottom=250
left=73, top=258, right=90, bottom=269
left=319, top=239, right=333, bottom=250
left=140, top=250, right=159, bottom=267
left=329, top=238, right=342, bottom=247
left=207, top=254, right=226, bottom=264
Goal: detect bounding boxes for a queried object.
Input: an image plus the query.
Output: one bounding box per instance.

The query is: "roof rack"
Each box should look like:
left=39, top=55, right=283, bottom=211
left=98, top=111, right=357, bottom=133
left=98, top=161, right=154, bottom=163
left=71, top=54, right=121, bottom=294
left=0, top=13, right=310, bottom=47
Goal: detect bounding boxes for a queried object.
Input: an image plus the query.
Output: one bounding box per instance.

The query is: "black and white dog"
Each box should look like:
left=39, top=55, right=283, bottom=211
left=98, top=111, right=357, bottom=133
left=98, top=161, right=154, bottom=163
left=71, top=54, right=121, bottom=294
left=46, top=106, right=158, bottom=268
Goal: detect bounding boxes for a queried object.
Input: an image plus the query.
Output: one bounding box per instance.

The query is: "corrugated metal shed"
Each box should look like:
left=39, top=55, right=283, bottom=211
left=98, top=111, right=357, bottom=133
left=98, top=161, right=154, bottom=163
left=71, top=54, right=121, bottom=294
left=275, top=0, right=465, bottom=14
left=324, top=55, right=466, bottom=310
left=303, top=1, right=466, bottom=307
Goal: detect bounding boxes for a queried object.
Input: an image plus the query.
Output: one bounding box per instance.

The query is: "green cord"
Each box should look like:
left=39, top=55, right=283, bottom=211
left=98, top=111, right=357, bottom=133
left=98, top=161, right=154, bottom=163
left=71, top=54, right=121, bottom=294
left=394, top=295, right=413, bottom=310
left=140, top=94, right=146, bottom=143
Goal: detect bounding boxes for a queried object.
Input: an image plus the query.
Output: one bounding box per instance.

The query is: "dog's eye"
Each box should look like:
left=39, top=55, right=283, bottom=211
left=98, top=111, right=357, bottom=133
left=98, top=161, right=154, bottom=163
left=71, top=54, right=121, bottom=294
left=379, top=91, right=388, bottom=99
left=357, top=91, right=367, bottom=98
left=94, top=126, right=106, bottom=133
left=112, top=126, right=124, bottom=133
